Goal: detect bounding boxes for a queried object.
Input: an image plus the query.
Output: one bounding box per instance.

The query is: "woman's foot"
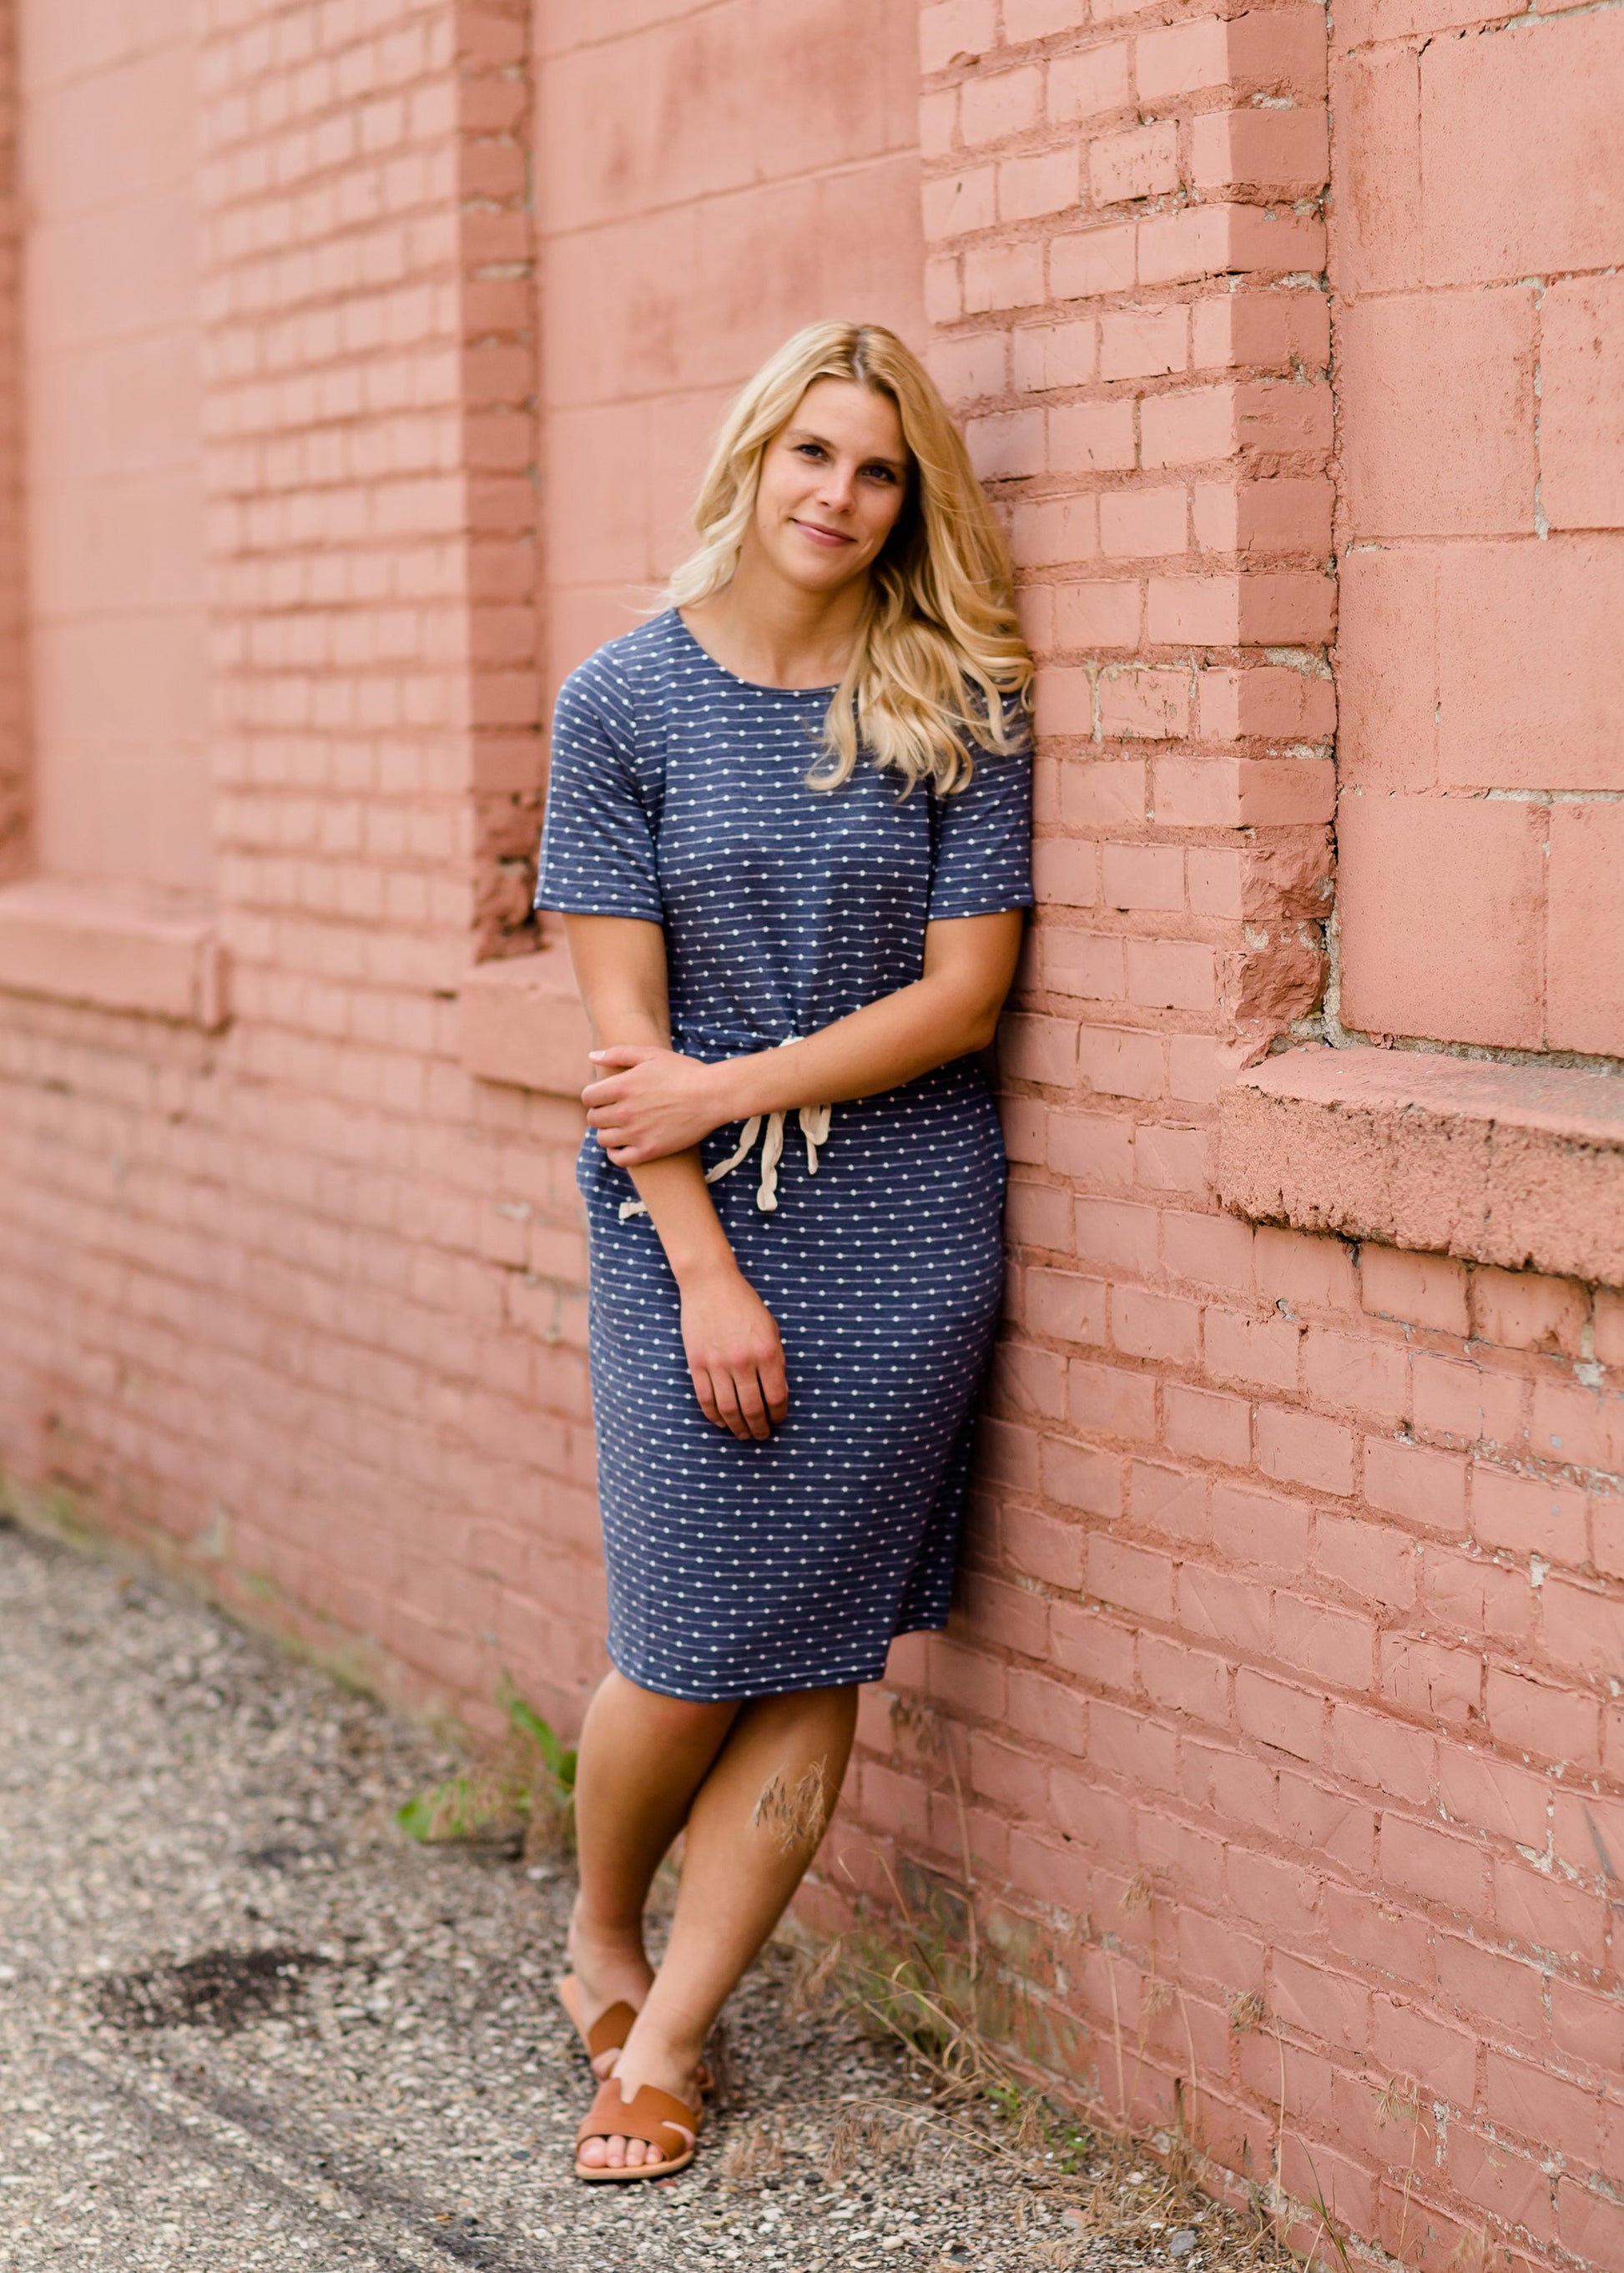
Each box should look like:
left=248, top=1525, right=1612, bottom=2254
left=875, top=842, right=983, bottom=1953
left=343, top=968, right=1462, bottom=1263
left=563, top=1903, right=655, bottom=2079
left=575, top=2024, right=704, bottom=2173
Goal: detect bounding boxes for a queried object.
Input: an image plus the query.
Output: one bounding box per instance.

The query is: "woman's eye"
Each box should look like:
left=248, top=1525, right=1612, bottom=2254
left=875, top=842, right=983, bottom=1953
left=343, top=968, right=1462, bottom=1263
left=863, top=466, right=896, bottom=485
left=795, top=443, right=826, bottom=461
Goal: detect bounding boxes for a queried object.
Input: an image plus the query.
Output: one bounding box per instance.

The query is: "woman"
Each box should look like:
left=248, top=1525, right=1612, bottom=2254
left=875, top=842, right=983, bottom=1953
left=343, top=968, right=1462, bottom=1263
left=534, top=320, right=1034, bottom=2181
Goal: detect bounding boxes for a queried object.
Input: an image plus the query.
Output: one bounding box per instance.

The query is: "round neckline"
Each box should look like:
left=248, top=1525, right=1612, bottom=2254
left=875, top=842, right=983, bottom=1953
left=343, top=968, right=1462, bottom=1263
left=670, top=608, right=840, bottom=698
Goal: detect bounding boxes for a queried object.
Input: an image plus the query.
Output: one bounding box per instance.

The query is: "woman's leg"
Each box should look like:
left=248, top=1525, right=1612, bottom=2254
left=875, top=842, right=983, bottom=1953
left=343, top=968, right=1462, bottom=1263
left=567, top=1670, right=739, bottom=2064
left=578, top=1681, right=858, bottom=2171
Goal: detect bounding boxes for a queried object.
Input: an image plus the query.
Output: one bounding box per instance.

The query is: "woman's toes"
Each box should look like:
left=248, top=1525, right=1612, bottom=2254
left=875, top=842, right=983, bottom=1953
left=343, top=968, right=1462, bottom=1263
left=578, top=2137, right=608, bottom=2168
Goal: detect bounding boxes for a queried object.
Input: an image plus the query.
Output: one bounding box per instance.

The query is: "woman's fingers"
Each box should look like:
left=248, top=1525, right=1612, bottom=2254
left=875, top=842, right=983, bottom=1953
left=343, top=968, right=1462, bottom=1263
left=759, top=1343, right=789, bottom=1424
left=689, top=1363, right=724, bottom=1429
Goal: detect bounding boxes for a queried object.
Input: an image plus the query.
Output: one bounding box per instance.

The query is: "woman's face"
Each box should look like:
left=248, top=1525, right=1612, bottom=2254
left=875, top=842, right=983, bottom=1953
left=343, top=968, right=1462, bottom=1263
left=750, top=377, right=910, bottom=597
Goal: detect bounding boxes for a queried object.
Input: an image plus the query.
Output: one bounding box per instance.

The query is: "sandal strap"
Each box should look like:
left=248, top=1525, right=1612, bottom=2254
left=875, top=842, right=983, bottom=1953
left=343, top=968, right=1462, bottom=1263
left=576, top=2079, right=700, bottom=2160
left=584, top=2000, right=638, bottom=2061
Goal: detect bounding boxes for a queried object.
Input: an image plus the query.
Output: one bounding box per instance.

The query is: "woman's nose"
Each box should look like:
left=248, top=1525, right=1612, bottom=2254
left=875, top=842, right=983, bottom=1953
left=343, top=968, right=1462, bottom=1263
left=815, top=461, right=857, bottom=510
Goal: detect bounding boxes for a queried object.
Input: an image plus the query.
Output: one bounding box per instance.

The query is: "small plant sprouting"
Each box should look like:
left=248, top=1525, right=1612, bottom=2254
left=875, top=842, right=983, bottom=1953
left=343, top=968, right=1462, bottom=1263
left=394, top=1674, right=577, bottom=1858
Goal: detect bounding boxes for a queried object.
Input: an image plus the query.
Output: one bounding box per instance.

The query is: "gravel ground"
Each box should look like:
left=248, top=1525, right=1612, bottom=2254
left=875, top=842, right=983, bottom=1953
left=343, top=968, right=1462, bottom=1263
left=0, top=1518, right=1236, bottom=2273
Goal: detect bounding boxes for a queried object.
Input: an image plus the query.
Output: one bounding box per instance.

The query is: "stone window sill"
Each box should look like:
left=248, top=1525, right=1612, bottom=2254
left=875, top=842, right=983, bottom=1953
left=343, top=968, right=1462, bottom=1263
left=1216, top=1045, right=1624, bottom=1288
left=458, top=949, right=592, bottom=1097
left=0, top=878, right=227, bottom=1029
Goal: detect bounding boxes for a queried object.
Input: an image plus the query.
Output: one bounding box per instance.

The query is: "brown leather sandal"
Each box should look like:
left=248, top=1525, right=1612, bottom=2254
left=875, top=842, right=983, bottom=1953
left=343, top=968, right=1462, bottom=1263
left=557, top=1975, right=638, bottom=2076
left=573, top=2076, right=702, bottom=2182
left=557, top=1973, right=714, bottom=2094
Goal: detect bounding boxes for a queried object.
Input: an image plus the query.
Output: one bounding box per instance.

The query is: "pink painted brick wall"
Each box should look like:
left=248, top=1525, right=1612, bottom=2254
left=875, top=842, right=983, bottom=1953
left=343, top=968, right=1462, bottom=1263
left=17, top=0, right=211, bottom=893
left=0, top=8, right=1618, bottom=2270
left=1331, top=3, right=1624, bottom=1060
left=535, top=0, right=925, bottom=704
left=0, top=0, right=24, bottom=881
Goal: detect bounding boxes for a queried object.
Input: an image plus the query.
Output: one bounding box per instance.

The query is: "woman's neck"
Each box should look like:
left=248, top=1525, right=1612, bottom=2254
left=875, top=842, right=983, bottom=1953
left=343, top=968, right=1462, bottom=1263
left=680, top=542, right=869, bottom=691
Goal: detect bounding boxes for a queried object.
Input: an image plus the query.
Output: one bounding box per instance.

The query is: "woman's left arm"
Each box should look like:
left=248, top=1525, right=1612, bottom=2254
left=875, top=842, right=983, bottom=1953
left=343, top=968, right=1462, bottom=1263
left=583, top=910, right=1024, bottom=1169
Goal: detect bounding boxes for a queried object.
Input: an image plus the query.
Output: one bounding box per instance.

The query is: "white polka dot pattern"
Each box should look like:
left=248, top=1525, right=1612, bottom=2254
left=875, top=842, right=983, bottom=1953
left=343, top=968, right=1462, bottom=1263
left=535, top=610, right=1033, bottom=1701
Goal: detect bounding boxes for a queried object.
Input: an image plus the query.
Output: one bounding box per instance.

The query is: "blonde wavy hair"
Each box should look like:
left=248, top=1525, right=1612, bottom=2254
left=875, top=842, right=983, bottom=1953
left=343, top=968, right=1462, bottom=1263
left=666, top=321, right=1033, bottom=799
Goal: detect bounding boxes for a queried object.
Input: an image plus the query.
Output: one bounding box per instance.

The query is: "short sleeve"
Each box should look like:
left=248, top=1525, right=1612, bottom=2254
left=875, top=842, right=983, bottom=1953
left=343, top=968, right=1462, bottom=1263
left=533, top=663, right=663, bottom=923
left=926, top=736, right=1034, bottom=921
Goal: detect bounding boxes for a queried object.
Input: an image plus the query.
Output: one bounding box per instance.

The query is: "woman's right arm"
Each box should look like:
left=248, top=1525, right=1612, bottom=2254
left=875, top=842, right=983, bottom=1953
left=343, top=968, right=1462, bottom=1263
left=562, top=913, right=788, bottom=1442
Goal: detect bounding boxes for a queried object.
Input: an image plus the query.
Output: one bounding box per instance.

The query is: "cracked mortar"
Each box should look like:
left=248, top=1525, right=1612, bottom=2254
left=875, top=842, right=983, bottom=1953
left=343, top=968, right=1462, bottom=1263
left=0, top=1520, right=1227, bottom=2272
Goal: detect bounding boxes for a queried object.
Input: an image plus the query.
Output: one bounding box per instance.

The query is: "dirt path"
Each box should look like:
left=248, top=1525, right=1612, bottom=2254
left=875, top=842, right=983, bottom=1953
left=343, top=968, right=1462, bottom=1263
left=0, top=1520, right=1226, bottom=2272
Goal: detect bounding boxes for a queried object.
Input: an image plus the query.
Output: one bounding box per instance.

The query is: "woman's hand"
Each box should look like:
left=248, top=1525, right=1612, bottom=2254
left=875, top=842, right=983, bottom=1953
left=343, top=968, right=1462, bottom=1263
left=583, top=1045, right=733, bottom=1166
left=679, top=1264, right=788, bottom=1440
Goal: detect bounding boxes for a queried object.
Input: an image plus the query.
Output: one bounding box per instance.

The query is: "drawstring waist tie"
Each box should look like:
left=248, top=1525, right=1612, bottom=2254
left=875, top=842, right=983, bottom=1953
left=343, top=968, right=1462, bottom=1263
left=618, top=1036, right=831, bottom=1222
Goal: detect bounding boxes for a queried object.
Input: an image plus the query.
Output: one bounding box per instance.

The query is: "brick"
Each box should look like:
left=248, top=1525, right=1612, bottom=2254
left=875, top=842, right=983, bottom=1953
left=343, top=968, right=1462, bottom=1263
left=1470, top=1464, right=1588, bottom=1565
left=1205, top=1307, right=1300, bottom=1394
left=1435, top=537, right=1624, bottom=794
left=1486, top=1666, right=1601, bottom=1768
left=1358, top=1247, right=1469, bottom=1338
left=1137, top=205, right=1324, bottom=291
left=1189, top=105, right=1328, bottom=196
left=1546, top=803, right=1624, bottom=1056
left=1338, top=290, right=1537, bottom=542
left=1113, top=1287, right=1200, bottom=1366
left=1045, top=1104, right=1128, bottom=1188
left=1014, top=495, right=1097, bottom=566
left=1048, top=223, right=1136, bottom=301
left=1539, top=1576, right=1624, bottom=1688
left=1173, top=1560, right=1270, bottom=1659
left=1471, top=1268, right=1588, bottom=1359
left=1073, top=1198, right=1159, bottom=1273
left=1256, top=1404, right=1354, bottom=1496
left=1379, top=1814, right=1490, bottom=1918
left=1044, top=1434, right=1126, bottom=1516
left=961, top=63, right=1043, bottom=145
left=1096, top=659, right=1190, bottom=729
left=1484, top=2049, right=1601, bottom=2165
left=1315, top=1512, right=1417, bottom=1608
left=1422, top=13, right=1624, bottom=283
left=1338, top=794, right=1546, bottom=1051
left=1060, top=757, right=1148, bottom=826
left=1098, top=491, right=1189, bottom=563
left=1331, top=1703, right=1434, bottom=1805
left=1047, top=399, right=1136, bottom=473
left=1129, top=1459, right=1208, bottom=1544
left=1411, top=1353, right=1526, bottom=1452
left=1097, top=307, right=1186, bottom=382
left=1031, top=836, right=1098, bottom=907
left=1068, top=1358, right=1157, bottom=1439
left=1541, top=272, right=1624, bottom=533
left=1164, top=1383, right=1251, bottom=1467
left=1026, top=1266, right=1109, bottom=1346
left=1495, top=1857, right=1608, bottom=1968
left=1379, top=1635, right=1481, bottom=1726
left=1372, top=1995, right=1477, bottom=2107
left=1210, top=1479, right=1309, bottom=1575
left=1047, top=42, right=1132, bottom=123
left=1052, top=579, right=1142, bottom=648
left=1326, top=1886, right=1434, bottom=1990
left=998, top=146, right=1082, bottom=224
left=1100, top=843, right=1182, bottom=910
left=1138, top=1632, right=1230, bottom=1726
left=1254, top=1227, right=1358, bottom=1315
left=1124, top=939, right=1213, bottom=1013
left=1236, top=1669, right=1324, bottom=1762
left=920, top=0, right=999, bottom=73
left=1011, top=320, right=1096, bottom=393
left=1089, top=122, right=1179, bottom=205
left=1276, top=1594, right=1375, bottom=1692
left=1191, top=478, right=1334, bottom=558
left=1160, top=1211, right=1254, bottom=1295
left=1077, top=1027, right=1166, bottom=1101
left=964, top=239, right=1046, bottom=313
left=1424, top=1548, right=1536, bottom=1651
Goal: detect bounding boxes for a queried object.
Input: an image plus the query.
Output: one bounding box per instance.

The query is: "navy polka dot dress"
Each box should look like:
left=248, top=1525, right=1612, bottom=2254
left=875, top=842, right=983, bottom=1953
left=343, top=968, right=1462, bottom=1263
left=535, top=610, right=1032, bottom=1702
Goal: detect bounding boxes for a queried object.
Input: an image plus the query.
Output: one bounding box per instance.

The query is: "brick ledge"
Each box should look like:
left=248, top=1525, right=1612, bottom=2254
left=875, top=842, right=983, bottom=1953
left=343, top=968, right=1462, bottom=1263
left=0, top=879, right=228, bottom=1029
left=457, top=950, right=592, bottom=1098
left=1216, top=1046, right=1624, bottom=1288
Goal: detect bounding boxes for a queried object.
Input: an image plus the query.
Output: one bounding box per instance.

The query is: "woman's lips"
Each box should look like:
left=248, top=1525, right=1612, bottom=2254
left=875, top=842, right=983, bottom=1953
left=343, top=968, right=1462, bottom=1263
left=791, top=518, right=855, bottom=547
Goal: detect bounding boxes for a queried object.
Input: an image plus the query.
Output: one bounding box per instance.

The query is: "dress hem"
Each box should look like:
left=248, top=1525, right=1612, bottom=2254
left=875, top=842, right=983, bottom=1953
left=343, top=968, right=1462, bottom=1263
left=603, top=1616, right=949, bottom=1705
